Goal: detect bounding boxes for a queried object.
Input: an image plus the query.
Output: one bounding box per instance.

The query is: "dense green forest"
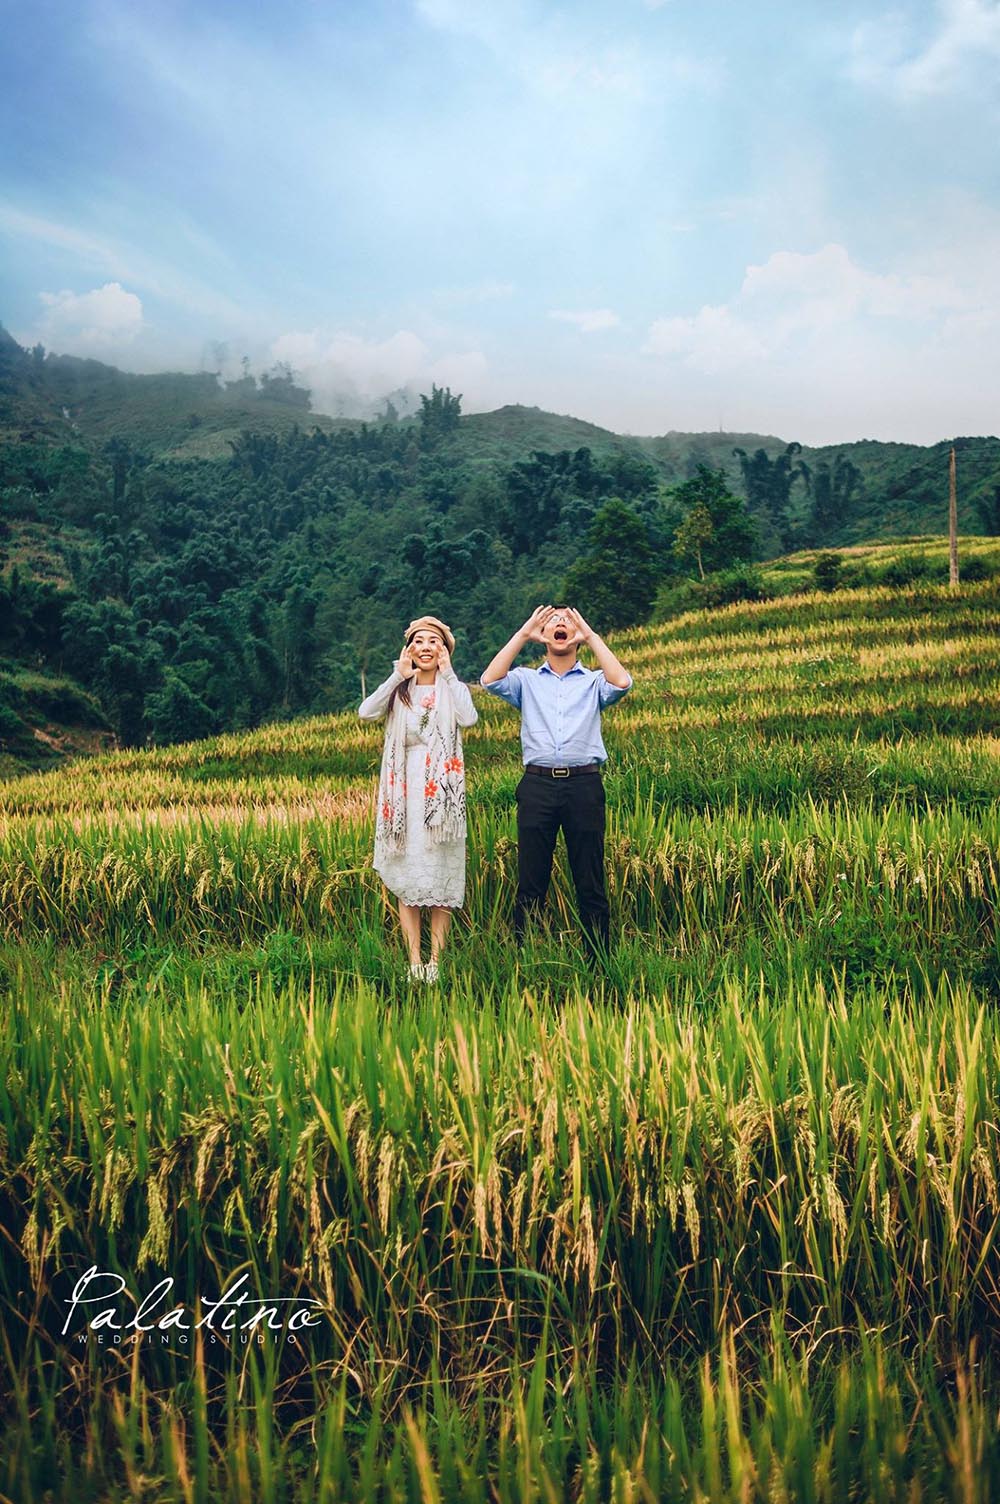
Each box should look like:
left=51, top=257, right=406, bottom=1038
left=2, top=323, right=999, bottom=768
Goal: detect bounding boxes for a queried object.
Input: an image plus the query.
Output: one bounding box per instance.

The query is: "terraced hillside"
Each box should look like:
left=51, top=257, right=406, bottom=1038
left=2, top=557, right=1000, bottom=1501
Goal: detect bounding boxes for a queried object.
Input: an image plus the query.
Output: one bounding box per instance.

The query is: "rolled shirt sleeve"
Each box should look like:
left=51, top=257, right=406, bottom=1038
left=480, top=666, right=524, bottom=708
left=598, top=672, right=632, bottom=707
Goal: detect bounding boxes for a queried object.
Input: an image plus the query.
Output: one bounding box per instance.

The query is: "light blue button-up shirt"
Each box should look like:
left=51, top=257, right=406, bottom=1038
left=481, top=661, right=632, bottom=766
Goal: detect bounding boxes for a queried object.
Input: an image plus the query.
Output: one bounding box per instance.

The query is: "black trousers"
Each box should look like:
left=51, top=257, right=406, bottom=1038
left=513, top=771, right=610, bottom=956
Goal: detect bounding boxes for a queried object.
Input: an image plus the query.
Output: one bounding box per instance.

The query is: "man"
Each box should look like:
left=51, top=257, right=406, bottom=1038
left=480, top=604, right=632, bottom=959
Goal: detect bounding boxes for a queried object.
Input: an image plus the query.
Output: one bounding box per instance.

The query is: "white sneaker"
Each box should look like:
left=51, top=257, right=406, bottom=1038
left=424, top=961, right=439, bottom=983
left=409, top=962, right=425, bottom=982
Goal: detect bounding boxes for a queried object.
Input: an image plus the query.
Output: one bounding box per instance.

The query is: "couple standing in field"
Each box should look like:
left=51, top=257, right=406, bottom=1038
left=358, top=606, right=632, bottom=979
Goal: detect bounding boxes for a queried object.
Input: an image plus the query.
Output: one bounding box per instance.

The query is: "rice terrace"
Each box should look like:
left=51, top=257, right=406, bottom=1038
left=0, top=534, right=997, bottom=1501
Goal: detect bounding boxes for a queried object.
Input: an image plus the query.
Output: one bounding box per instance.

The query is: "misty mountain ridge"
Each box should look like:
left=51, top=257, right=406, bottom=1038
left=4, top=321, right=991, bottom=479
left=4, top=320, right=998, bottom=553
left=1, top=320, right=787, bottom=465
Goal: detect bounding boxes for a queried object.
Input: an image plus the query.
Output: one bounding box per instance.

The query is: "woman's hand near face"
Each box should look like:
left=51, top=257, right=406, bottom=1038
left=394, top=650, right=417, bottom=679
left=436, top=642, right=452, bottom=674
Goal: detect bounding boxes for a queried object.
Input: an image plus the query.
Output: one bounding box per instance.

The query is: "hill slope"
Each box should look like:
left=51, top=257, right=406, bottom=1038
left=3, top=572, right=1000, bottom=1498
left=0, top=323, right=351, bottom=458
left=2, top=321, right=999, bottom=776
left=4, top=556, right=999, bottom=809
left=5, top=321, right=999, bottom=529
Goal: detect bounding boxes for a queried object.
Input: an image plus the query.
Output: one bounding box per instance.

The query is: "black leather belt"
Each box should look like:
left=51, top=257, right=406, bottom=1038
left=524, top=763, right=601, bottom=778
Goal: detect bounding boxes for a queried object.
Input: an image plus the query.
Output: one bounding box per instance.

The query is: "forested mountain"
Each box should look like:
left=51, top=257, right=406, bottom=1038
left=2, top=323, right=999, bottom=771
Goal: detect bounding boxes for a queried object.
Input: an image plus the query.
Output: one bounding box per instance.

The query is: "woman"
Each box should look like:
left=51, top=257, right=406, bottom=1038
left=358, top=615, right=477, bottom=981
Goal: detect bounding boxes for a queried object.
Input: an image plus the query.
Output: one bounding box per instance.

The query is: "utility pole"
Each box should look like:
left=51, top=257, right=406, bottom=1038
left=949, top=443, right=959, bottom=591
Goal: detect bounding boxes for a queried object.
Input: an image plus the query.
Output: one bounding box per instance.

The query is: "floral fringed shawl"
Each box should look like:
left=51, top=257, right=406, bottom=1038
left=374, top=674, right=467, bottom=859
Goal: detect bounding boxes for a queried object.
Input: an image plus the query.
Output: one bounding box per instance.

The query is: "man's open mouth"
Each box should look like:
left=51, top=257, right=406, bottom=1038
left=554, top=628, right=568, bottom=641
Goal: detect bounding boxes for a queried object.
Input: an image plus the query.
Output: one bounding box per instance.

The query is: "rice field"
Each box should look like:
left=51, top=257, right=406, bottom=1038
left=2, top=560, right=1000, bottom=1501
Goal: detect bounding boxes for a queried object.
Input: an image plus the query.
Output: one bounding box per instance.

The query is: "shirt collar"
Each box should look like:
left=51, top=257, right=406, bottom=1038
left=538, top=659, right=586, bottom=677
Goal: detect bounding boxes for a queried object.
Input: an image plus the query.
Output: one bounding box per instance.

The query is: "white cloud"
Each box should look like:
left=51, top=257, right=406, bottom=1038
left=0, top=198, right=253, bottom=329
left=644, top=304, right=767, bottom=372
left=849, top=0, right=1000, bottom=95
left=638, top=239, right=999, bottom=442
left=268, top=328, right=489, bottom=417
left=414, top=0, right=716, bottom=100
left=531, top=47, right=646, bottom=97
left=644, top=244, right=968, bottom=372
left=271, top=330, right=427, bottom=391
left=415, top=0, right=521, bottom=49
left=425, top=349, right=491, bottom=393
left=549, top=308, right=622, bottom=333
left=741, top=244, right=965, bottom=326
left=29, top=283, right=144, bottom=353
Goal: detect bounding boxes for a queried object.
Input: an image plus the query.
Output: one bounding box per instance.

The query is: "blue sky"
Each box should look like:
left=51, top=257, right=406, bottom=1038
left=2, top=0, right=998, bottom=443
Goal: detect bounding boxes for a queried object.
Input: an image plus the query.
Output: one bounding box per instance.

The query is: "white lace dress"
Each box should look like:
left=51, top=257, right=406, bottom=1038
left=359, top=671, right=475, bottom=908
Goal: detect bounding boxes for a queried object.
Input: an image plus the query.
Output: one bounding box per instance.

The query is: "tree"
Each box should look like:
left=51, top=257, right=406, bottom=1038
left=102, top=436, right=134, bottom=517
left=502, top=450, right=570, bottom=554
left=102, top=642, right=163, bottom=746
left=561, top=498, right=658, bottom=630
left=418, top=384, right=462, bottom=440
left=320, top=589, right=393, bottom=700
left=259, top=363, right=311, bottom=409
left=269, top=573, right=320, bottom=708
left=733, top=442, right=810, bottom=550
left=602, top=450, right=658, bottom=500
left=500, top=447, right=602, bottom=555
left=226, top=357, right=257, bottom=396
left=673, top=503, right=715, bottom=579
left=809, top=455, right=861, bottom=540
left=228, top=430, right=280, bottom=478
left=667, top=467, right=756, bottom=574
left=402, top=521, right=491, bottom=594
left=145, top=671, right=215, bottom=745
left=974, top=483, right=1000, bottom=536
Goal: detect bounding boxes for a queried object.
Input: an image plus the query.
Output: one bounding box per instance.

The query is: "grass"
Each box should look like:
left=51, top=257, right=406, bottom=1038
left=4, top=970, right=1000, bottom=1499
left=758, top=533, right=1000, bottom=592
left=1, top=561, right=1000, bottom=1499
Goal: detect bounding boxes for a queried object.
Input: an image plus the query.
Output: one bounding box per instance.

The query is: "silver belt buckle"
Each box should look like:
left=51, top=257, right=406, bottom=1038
left=552, top=766, right=570, bottom=777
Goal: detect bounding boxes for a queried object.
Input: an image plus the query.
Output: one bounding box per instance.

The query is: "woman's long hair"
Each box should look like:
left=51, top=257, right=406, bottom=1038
left=386, top=677, right=412, bottom=717
left=386, top=633, right=419, bottom=717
